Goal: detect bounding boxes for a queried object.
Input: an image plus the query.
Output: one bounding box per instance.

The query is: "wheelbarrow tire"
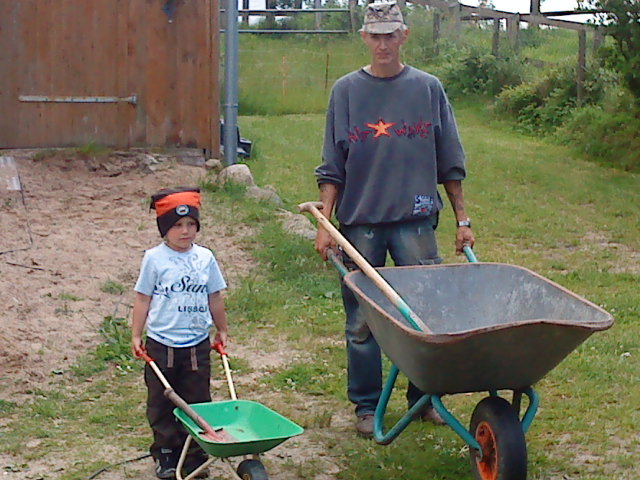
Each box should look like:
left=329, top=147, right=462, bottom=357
left=236, top=459, right=269, bottom=480
left=469, top=396, right=527, bottom=480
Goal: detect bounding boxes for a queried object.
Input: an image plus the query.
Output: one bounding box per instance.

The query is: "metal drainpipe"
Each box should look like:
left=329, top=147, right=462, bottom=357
left=223, top=0, right=239, bottom=166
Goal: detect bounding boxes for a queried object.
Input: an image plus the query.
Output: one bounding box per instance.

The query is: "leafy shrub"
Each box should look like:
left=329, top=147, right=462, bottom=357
left=587, top=0, right=640, bottom=102
left=494, top=82, right=542, bottom=115
left=557, top=104, right=640, bottom=172
left=495, top=64, right=612, bottom=133
left=437, top=48, right=525, bottom=98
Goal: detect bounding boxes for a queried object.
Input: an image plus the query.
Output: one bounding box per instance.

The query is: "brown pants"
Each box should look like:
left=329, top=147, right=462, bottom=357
left=144, top=337, right=211, bottom=459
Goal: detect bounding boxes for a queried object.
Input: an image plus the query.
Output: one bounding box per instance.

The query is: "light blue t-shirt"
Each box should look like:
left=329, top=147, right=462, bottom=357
left=134, top=242, right=227, bottom=348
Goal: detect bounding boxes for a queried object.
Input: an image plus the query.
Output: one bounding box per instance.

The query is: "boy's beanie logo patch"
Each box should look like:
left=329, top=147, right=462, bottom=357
left=176, top=205, right=190, bottom=216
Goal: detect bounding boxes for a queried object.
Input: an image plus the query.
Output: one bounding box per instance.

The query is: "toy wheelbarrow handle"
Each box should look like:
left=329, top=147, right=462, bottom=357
left=298, top=201, right=433, bottom=334
left=212, top=342, right=237, bottom=400
left=138, top=351, right=227, bottom=442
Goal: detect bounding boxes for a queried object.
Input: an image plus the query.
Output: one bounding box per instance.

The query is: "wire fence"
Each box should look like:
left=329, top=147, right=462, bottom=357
left=227, top=9, right=590, bottom=115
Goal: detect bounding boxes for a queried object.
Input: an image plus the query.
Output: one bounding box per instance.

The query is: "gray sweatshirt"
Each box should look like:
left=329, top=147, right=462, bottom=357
left=315, top=66, right=466, bottom=226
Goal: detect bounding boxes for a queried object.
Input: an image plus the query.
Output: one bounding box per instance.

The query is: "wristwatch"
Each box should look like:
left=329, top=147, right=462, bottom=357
left=456, top=218, right=471, bottom=228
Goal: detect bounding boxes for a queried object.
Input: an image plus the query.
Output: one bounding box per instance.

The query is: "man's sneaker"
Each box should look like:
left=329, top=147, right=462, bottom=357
left=419, top=405, right=446, bottom=425
left=355, top=414, right=374, bottom=438
left=155, top=448, right=178, bottom=479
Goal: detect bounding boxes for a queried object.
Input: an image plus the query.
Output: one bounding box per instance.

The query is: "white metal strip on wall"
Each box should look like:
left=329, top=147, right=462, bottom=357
left=0, top=156, right=22, bottom=191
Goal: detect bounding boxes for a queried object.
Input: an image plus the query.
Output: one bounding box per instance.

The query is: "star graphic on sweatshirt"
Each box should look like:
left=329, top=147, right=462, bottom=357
left=366, top=119, right=396, bottom=138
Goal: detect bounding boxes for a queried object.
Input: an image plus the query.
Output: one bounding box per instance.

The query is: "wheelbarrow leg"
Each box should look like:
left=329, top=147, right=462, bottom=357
left=374, top=365, right=439, bottom=445
left=175, top=435, right=217, bottom=480
left=519, top=387, right=539, bottom=434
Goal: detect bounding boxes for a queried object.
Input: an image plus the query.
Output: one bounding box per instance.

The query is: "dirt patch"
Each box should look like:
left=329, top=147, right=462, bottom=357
left=0, top=149, right=349, bottom=480
left=0, top=150, right=256, bottom=400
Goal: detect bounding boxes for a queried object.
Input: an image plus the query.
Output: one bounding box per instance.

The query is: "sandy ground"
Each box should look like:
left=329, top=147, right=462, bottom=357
left=0, top=150, right=255, bottom=399
left=0, top=150, right=347, bottom=480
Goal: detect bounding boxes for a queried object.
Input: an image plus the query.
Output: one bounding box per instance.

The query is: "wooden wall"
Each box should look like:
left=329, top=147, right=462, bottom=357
left=0, top=0, right=219, bottom=152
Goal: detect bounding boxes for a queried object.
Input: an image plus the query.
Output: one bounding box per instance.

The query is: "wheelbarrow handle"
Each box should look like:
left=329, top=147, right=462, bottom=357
left=212, top=342, right=238, bottom=401
left=139, top=351, right=227, bottom=442
left=463, top=245, right=478, bottom=263
left=212, top=341, right=226, bottom=356
left=298, top=201, right=433, bottom=335
left=326, top=249, right=349, bottom=277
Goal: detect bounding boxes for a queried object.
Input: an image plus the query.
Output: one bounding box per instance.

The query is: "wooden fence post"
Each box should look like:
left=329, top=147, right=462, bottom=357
left=449, top=4, right=461, bottom=40
left=593, top=26, right=604, bottom=51
left=530, top=0, right=540, bottom=29
left=325, top=53, right=330, bottom=92
left=531, top=0, right=540, bottom=15
left=242, top=0, right=249, bottom=24
left=507, top=13, right=520, bottom=52
left=349, top=0, right=358, bottom=33
left=492, top=18, right=500, bottom=56
left=577, top=29, right=586, bottom=104
left=266, top=0, right=276, bottom=27
left=315, top=0, right=322, bottom=30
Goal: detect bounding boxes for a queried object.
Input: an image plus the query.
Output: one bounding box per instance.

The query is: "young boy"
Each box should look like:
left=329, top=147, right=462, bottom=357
left=131, top=186, right=228, bottom=479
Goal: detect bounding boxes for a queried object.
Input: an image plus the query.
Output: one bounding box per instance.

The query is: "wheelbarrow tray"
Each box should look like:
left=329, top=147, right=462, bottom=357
left=173, top=399, right=304, bottom=458
left=344, top=262, right=613, bottom=395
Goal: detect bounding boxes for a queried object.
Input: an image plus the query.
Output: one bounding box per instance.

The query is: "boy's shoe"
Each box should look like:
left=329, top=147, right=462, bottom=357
left=355, top=414, right=374, bottom=438
left=155, top=448, right=178, bottom=479
left=183, top=452, right=210, bottom=479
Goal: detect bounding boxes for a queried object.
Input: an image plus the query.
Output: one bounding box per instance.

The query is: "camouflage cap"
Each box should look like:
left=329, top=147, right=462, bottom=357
left=360, top=1, right=405, bottom=34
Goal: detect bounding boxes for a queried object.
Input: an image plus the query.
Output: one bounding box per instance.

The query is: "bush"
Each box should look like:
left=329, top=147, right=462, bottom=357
left=495, top=64, right=612, bottom=133
left=437, top=48, right=525, bottom=98
left=557, top=103, right=640, bottom=172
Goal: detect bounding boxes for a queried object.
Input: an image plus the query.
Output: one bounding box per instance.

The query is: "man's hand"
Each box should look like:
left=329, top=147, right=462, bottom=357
left=314, top=183, right=339, bottom=260
left=455, top=226, right=475, bottom=255
left=315, top=226, right=337, bottom=261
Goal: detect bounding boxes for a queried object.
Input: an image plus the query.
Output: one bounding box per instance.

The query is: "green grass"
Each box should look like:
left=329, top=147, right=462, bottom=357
left=100, top=279, right=126, bottom=295
left=238, top=35, right=369, bottom=115
left=238, top=106, right=639, bottom=479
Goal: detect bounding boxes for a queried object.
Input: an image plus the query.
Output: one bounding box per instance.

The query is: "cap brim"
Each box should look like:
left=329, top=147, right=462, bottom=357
left=360, top=21, right=403, bottom=34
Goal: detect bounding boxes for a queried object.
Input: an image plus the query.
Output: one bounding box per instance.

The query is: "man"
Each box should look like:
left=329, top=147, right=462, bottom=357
left=314, top=0, right=475, bottom=438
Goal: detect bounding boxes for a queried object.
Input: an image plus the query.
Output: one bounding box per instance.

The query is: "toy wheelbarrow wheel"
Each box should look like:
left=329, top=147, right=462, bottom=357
left=236, top=459, right=268, bottom=480
left=469, top=397, right=527, bottom=480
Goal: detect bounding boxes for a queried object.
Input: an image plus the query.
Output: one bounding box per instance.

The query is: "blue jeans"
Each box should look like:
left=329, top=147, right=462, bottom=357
left=340, top=216, right=442, bottom=416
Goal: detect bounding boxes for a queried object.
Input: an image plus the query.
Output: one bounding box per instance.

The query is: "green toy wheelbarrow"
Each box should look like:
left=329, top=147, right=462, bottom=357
left=142, top=344, right=304, bottom=480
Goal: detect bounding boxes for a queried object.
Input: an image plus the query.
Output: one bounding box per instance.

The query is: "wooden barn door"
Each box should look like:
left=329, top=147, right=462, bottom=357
left=0, top=0, right=219, bottom=152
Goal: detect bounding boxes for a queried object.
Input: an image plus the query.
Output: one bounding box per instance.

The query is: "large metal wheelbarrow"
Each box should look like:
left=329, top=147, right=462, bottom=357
left=300, top=201, right=614, bottom=480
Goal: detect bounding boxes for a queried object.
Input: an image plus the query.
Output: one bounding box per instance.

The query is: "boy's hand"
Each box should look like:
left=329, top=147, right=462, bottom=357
left=131, top=336, right=146, bottom=358
left=212, top=330, right=228, bottom=349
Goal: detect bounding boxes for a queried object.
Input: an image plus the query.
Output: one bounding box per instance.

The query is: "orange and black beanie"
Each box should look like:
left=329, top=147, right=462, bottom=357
left=150, top=186, right=201, bottom=237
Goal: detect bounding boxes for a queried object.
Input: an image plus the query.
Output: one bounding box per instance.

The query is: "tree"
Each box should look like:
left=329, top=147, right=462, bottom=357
left=581, top=0, right=640, bottom=99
